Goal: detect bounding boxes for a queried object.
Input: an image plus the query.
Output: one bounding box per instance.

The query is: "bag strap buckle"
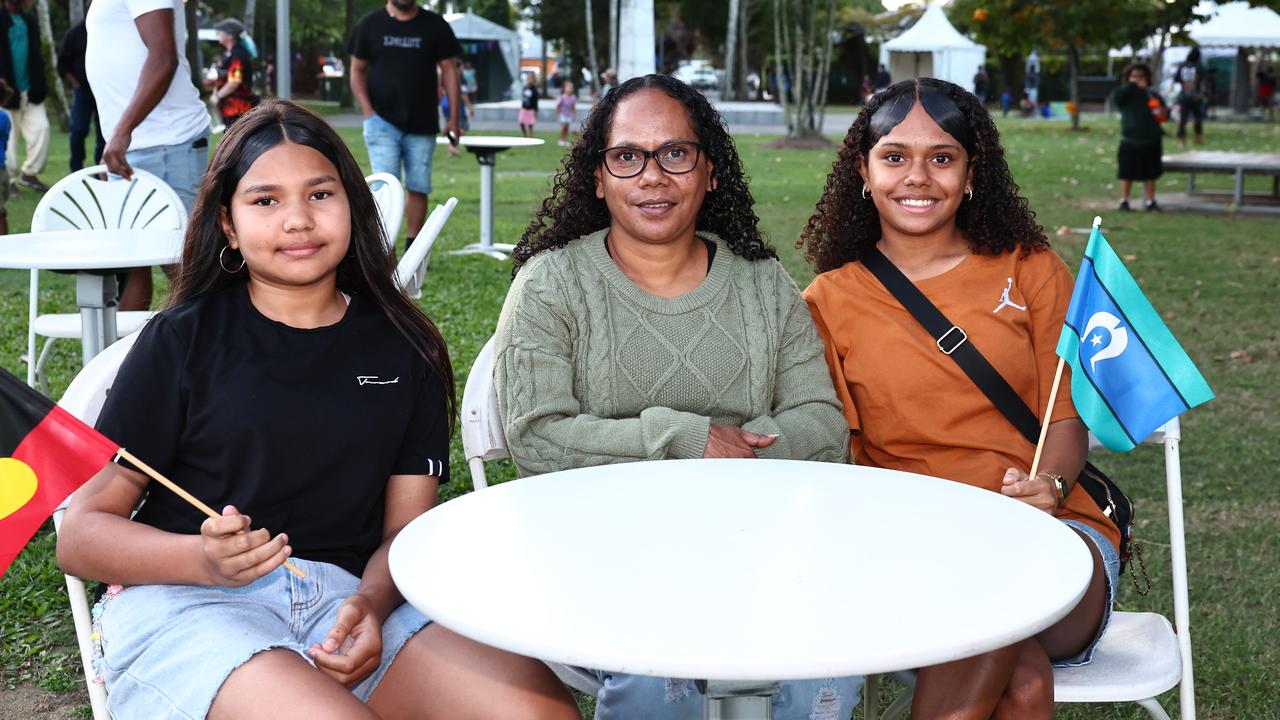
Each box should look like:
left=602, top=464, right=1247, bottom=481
left=936, top=326, right=968, bottom=355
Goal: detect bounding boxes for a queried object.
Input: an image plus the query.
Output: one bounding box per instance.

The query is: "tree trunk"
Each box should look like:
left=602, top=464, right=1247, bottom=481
left=738, top=0, right=750, bottom=99
left=35, top=0, right=68, bottom=126
left=815, top=0, right=835, bottom=134
left=244, top=0, right=257, bottom=39
left=609, top=0, right=619, bottom=72
left=340, top=0, right=357, bottom=108
left=792, top=0, right=807, bottom=135
left=1067, top=43, right=1081, bottom=130
left=772, top=0, right=790, bottom=128
left=69, top=0, right=84, bottom=26
left=585, top=0, right=599, bottom=94
left=722, top=0, right=740, bottom=100
left=184, top=0, right=201, bottom=88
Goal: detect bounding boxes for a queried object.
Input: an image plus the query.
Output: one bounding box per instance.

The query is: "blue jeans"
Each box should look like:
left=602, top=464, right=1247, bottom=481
left=362, top=113, right=436, bottom=195
left=125, top=127, right=210, bottom=214
left=591, top=672, right=862, bottom=720
left=69, top=85, right=104, bottom=172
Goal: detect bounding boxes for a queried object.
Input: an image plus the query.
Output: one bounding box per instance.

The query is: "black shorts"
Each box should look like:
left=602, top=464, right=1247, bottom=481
left=1117, top=139, right=1163, bottom=181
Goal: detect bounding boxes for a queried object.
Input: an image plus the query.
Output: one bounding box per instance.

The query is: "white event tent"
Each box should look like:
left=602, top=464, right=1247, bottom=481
left=879, top=4, right=986, bottom=92
left=445, top=11, right=521, bottom=101
left=1188, top=1, right=1280, bottom=112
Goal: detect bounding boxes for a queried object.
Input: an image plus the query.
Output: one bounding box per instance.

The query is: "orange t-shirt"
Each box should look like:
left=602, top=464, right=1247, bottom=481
left=803, top=248, right=1119, bottom=549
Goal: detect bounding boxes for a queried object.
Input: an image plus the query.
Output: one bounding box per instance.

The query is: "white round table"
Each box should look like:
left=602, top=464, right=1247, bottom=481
left=0, top=229, right=184, bottom=362
left=390, top=459, right=1093, bottom=715
left=440, top=135, right=544, bottom=260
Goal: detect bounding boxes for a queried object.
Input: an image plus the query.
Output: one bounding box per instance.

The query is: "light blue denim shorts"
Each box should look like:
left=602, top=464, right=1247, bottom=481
left=1052, top=519, right=1121, bottom=668
left=362, top=114, right=437, bottom=195
left=590, top=671, right=863, bottom=720
left=95, top=558, right=430, bottom=719
left=125, top=127, right=210, bottom=214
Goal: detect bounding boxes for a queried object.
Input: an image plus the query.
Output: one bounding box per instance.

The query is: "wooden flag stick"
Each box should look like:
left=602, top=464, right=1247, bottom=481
left=1028, top=357, right=1066, bottom=481
left=116, top=447, right=306, bottom=578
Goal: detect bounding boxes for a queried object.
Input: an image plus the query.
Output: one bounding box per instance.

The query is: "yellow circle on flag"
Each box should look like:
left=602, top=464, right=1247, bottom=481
left=0, top=457, right=38, bottom=521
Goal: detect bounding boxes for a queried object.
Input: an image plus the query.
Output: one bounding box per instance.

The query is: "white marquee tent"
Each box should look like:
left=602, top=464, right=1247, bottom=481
left=1189, top=1, right=1280, bottom=48
left=879, top=4, right=986, bottom=92
left=445, top=12, right=521, bottom=101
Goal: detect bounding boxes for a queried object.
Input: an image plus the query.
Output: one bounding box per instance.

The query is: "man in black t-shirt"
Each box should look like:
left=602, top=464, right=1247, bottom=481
left=349, top=0, right=462, bottom=247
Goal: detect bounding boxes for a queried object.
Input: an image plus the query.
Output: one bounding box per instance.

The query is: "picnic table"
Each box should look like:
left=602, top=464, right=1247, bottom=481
left=1161, top=151, right=1280, bottom=209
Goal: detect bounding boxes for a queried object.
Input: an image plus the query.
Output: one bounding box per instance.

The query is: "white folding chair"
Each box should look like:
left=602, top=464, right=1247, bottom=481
left=365, top=172, right=404, bottom=251
left=871, top=418, right=1195, bottom=720
left=395, top=197, right=458, bottom=297
left=52, top=330, right=144, bottom=720
left=458, top=335, right=605, bottom=698
left=27, top=165, right=185, bottom=391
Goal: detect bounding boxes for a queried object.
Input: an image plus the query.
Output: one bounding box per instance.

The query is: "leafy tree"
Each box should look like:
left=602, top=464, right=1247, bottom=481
left=469, top=0, right=515, bottom=28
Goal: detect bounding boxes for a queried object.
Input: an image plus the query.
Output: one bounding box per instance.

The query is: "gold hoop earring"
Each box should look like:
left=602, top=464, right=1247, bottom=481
left=862, top=184, right=872, bottom=200
left=219, top=245, right=246, bottom=273
left=965, top=186, right=974, bottom=201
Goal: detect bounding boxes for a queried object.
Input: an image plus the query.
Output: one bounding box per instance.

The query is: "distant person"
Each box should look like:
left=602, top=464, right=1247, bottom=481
left=860, top=73, right=873, bottom=103
left=0, top=79, right=11, bottom=234
left=519, top=72, right=538, bottom=138
left=555, top=80, right=575, bottom=146
left=349, top=0, right=462, bottom=251
left=1175, top=47, right=1206, bottom=147
left=598, top=67, right=617, bottom=100
left=57, top=15, right=105, bottom=172
left=87, top=0, right=212, bottom=311
left=1111, top=62, right=1167, bottom=212
left=973, top=66, right=989, bottom=102
left=1000, top=88, right=1012, bottom=116
left=873, top=63, right=891, bottom=92
left=210, top=18, right=257, bottom=129
left=1256, top=65, right=1275, bottom=121
left=460, top=59, right=477, bottom=112
left=1025, top=66, right=1040, bottom=106
left=0, top=0, right=50, bottom=192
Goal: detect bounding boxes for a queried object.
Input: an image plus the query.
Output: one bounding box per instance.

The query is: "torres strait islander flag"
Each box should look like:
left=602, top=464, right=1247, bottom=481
left=0, top=368, right=119, bottom=578
left=1056, top=225, right=1214, bottom=452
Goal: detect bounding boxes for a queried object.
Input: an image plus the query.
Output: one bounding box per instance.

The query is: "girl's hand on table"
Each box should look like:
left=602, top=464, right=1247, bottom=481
left=309, top=594, right=384, bottom=687
left=704, top=425, right=777, bottom=458
left=199, top=505, right=292, bottom=586
left=1000, top=468, right=1059, bottom=513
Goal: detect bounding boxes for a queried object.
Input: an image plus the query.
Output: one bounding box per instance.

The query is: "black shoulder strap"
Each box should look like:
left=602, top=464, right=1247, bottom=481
left=860, top=247, right=1042, bottom=446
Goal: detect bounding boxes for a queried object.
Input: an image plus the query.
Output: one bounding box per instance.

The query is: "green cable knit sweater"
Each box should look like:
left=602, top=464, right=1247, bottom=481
left=494, top=229, right=849, bottom=476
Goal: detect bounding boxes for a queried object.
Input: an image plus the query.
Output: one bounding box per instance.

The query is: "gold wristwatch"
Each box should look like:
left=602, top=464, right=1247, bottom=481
left=1040, top=471, right=1066, bottom=504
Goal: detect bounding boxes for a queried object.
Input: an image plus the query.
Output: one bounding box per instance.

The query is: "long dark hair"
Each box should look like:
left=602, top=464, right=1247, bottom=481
left=171, top=99, right=455, bottom=429
left=512, top=74, right=774, bottom=273
left=800, top=77, right=1047, bottom=274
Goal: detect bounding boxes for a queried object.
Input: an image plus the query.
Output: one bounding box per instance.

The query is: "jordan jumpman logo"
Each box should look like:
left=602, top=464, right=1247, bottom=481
left=993, top=277, right=1027, bottom=314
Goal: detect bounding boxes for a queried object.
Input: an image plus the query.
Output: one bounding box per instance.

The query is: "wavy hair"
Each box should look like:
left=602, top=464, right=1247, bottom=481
left=171, top=99, right=455, bottom=429
left=800, top=77, right=1047, bottom=273
left=512, top=74, right=774, bottom=272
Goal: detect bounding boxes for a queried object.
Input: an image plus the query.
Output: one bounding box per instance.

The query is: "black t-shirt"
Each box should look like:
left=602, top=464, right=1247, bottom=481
left=348, top=8, right=461, bottom=134
left=217, top=44, right=257, bottom=120
left=521, top=84, right=539, bottom=109
left=97, top=285, right=450, bottom=577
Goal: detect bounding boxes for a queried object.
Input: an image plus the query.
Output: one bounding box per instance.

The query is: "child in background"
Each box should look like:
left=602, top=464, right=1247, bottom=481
left=519, top=73, right=539, bottom=138
left=556, top=80, right=576, bottom=147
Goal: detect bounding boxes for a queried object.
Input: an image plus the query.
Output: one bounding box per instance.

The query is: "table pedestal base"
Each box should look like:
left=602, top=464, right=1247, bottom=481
left=449, top=242, right=515, bottom=260
left=701, top=680, right=778, bottom=720
left=76, top=272, right=119, bottom=364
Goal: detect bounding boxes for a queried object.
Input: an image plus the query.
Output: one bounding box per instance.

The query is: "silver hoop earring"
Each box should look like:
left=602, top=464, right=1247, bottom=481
left=219, top=245, right=246, bottom=273
left=965, top=186, right=974, bottom=201
left=862, top=184, right=872, bottom=200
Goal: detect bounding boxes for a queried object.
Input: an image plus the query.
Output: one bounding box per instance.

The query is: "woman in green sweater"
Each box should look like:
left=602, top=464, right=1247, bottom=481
left=1111, top=62, right=1168, bottom=211
left=494, top=74, right=859, bottom=720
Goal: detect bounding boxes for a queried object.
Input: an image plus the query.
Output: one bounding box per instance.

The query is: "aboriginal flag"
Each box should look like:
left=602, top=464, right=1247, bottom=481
left=0, top=368, right=119, bottom=578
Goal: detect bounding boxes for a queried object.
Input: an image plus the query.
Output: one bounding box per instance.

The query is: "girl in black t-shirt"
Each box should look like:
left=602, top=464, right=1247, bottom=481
left=57, top=100, right=579, bottom=720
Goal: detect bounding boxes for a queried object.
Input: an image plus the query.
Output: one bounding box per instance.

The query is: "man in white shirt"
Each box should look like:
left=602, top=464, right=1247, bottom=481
left=87, top=0, right=210, bottom=310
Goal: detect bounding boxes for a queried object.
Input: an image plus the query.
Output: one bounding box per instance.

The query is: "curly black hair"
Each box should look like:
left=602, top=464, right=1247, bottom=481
left=800, top=77, right=1047, bottom=274
left=512, top=74, right=775, bottom=273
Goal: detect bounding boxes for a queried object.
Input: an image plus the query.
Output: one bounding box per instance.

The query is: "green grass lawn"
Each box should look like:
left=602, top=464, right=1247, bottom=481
left=1, top=114, right=1277, bottom=718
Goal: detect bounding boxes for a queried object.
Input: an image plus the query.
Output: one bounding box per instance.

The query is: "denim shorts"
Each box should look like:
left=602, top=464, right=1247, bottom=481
left=362, top=114, right=436, bottom=195
left=95, top=558, right=430, bottom=719
left=590, top=671, right=863, bottom=720
left=125, top=128, right=210, bottom=214
left=1052, top=519, right=1121, bottom=667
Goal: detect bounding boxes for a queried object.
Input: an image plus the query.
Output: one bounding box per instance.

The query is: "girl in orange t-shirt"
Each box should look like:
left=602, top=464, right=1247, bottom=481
left=801, top=78, right=1119, bottom=720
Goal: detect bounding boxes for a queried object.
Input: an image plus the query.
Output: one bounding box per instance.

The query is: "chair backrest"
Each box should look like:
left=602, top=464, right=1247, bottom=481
left=366, top=172, right=405, bottom=250
left=459, top=335, right=508, bottom=489
left=395, top=196, right=458, bottom=290
left=32, top=165, right=187, bottom=233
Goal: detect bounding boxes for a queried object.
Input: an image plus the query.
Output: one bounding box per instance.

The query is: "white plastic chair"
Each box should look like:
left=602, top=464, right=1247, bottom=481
left=365, top=172, right=404, bottom=251
left=458, top=335, right=605, bottom=698
left=52, top=330, right=144, bottom=720
left=871, top=419, right=1195, bottom=720
left=27, top=165, right=186, bottom=391
left=395, top=197, right=457, bottom=297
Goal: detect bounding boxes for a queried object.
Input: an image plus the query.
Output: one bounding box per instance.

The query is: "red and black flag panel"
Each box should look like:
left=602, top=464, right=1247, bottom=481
left=0, top=368, right=119, bottom=578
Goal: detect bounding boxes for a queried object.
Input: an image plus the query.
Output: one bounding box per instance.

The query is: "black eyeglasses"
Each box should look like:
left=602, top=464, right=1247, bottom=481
left=600, top=142, right=703, bottom=178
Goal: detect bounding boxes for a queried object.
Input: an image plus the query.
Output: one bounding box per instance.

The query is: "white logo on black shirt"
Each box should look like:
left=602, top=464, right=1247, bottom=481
left=357, top=376, right=400, bottom=385
left=383, top=36, right=423, bottom=49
